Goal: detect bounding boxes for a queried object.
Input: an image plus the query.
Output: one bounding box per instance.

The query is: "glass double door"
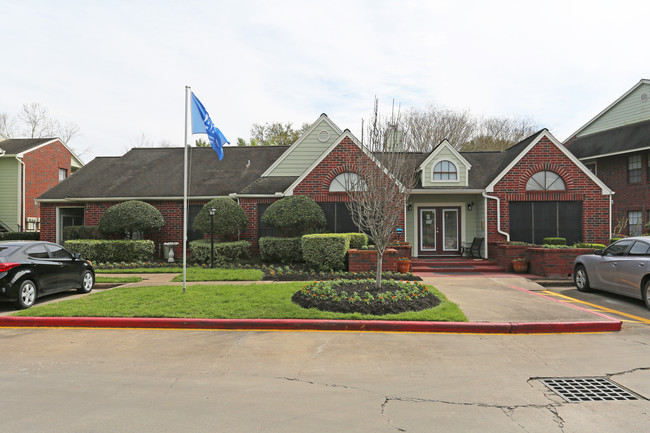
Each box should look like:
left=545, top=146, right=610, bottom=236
left=418, top=207, right=460, bottom=256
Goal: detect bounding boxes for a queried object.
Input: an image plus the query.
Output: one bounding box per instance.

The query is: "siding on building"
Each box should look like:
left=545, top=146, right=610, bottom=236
left=0, top=158, right=19, bottom=231
left=579, top=82, right=650, bottom=137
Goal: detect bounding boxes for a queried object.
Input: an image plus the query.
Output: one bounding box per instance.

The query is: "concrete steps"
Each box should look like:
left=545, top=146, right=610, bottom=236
left=411, top=257, right=506, bottom=274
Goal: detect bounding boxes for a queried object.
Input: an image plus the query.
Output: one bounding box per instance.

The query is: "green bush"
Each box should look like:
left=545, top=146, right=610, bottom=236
left=189, top=240, right=251, bottom=265
left=64, top=240, right=155, bottom=262
left=543, top=237, right=566, bottom=246
left=192, top=198, right=248, bottom=238
left=346, top=233, right=368, bottom=249
left=0, top=232, right=40, bottom=241
left=302, top=233, right=350, bottom=271
left=259, top=237, right=303, bottom=263
left=99, top=201, right=165, bottom=238
left=63, top=225, right=101, bottom=241
left=573, top=243, right=606, bottom=250
left=261, top=196, right=326, bottom=237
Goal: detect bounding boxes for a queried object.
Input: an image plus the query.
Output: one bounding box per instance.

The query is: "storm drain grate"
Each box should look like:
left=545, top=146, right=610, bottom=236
left=540, top=377, right=639, bottom=403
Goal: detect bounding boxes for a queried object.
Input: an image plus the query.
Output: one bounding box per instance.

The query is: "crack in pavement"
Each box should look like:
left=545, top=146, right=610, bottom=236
left=276, top=376, right=568, bottom=432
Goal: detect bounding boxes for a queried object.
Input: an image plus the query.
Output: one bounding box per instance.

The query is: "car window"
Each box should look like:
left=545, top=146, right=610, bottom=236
left=628, top=241, right=650, bottom=256
left=604, top=241, right=633, bottom=256
left=26, top=245, right=50, bottom=259
left=0, top=246, right=19, bottom=257
left=47, top=244, right=73, bottom=259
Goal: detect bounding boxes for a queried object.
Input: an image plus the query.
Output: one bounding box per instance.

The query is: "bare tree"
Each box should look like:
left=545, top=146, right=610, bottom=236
left=403, top=105, right=476, bottom=152
left=0, top=113, right=16, bottom=138
left=346, top=99, right=419, bottom=288
left=402, top=105, right=539, bottom=152
left=462, top=116, right=538, bottom=151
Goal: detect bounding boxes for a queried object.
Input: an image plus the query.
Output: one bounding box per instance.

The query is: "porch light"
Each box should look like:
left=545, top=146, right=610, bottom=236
left=467, top=202, right=474, bottom=211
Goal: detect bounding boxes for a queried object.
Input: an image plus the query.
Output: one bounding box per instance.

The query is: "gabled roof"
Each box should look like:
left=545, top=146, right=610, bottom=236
left=485, top=129, right=612, bottom=195
left=568, top=119, right=650, bottom=160
left=38, top=146, right=288, bottom=201
left=261, top=113, right=343, bottom=177
left=0, top=138, right=85, bottom=168
left=0, top=138, right=55, bottom=155
left=565, top=78, right=650, bottom=140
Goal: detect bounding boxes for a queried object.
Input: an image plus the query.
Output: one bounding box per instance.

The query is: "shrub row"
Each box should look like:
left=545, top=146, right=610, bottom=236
left=64, top=240, right=155, bottom=262
left=63, top=225, right=102, bottom=240
left=0, top=232, right=40, bottom=241
left=189, top=240, right=251, bottom=265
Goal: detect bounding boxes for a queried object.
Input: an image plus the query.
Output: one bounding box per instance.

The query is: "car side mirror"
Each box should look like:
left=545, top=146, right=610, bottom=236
left=594, top=249, right=604, bottom=255
left=73, top=252, right=82, bottom=260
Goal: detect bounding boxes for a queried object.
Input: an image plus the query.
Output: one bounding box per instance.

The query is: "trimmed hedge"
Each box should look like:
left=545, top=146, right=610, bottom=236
left=0, top=232, right=40, bottom=241
left=261, top=196, right=326, bottom=236
left=63, top=225, right=101, bottom=241
left=64, top=240, right=155, bottom=262
left=192, top=198, right=248, bottom=238
left=543, top=237, right=566, bottom=246
left=573, top=243, right=607, bottom=250
left=259, top=237, right=303, bottom=263
left=346, top=233, right=368, bottom=249
left=189, top=240, right=251, bottom=265
left=99, top=200, right=165, bottom=238
left=302, top=233, right=350, bottom=271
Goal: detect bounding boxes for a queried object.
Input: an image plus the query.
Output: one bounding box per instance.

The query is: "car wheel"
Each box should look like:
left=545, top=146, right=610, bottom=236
left=16, top=280, right=37, bottom=309
left=575, top=265, right=591, bottom=292
left=643, top=280, right=650, bottom=311
left=77, top=271, right=94, bottom=294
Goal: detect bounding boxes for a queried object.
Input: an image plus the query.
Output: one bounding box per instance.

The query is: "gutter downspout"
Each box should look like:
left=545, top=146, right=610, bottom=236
left=482, top=191, right=509, bottom=242
left=16, top=155, right=26, bottom=231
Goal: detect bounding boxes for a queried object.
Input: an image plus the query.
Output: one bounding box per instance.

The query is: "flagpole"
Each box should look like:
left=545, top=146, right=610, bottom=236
left=182, top=86, right=190, bottom=293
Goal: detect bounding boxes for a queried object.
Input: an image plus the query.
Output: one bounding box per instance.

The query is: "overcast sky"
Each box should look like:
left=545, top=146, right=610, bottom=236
left=2, top=0, right=648, bottom=161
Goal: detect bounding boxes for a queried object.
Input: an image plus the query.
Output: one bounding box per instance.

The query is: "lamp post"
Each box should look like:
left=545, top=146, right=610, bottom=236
left=209, top=207, right=216, bottom=268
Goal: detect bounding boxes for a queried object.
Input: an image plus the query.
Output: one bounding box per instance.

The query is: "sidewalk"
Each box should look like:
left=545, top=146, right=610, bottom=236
left=0, top=274, right=622, bottom=333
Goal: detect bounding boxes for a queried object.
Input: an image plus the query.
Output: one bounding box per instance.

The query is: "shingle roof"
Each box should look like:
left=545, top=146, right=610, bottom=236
left=567, top=119, right=650, bottom=159
left=0, top=138, right=55, bottom=155
left=39, top=146, right=289, bottom=200
left=39, top=130, right=542, bottom=201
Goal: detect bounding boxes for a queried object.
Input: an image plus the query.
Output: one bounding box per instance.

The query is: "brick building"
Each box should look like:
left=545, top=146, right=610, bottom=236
left=37, top=114, right=612, bottom=258
left=565, top=79, right=650, bottom=237
left=0, top=138, right=83, bottom=234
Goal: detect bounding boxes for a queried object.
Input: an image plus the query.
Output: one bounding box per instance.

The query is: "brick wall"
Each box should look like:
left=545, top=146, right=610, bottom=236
left=489, top=136, right=611, bottom=245
left=591, top=152, right=649, bottom=235
left=24, top=141, right=72, bottom=226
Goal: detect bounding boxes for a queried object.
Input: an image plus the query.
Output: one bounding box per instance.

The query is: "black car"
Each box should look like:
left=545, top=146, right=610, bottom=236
left=0, top=241, right=94, bottom=309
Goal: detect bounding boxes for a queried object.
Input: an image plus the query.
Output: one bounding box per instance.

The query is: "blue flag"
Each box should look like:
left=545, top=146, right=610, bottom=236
left=191, top=92, right=229, bottom=160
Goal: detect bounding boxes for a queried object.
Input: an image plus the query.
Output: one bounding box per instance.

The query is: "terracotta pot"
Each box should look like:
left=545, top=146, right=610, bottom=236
left=512, top=261, right=528, bottom=273
left=397, top=260, right=411, bottom=273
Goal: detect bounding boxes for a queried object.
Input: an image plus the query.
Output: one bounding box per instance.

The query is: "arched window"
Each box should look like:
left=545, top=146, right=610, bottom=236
left=432, top=160, right=458, bottom=181
left=526, top=171, right=566, bottom=191
left=329, top=172, right=364, bottom=192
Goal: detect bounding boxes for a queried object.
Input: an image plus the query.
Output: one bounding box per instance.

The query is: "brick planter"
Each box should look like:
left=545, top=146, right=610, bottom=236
left=348, top=248, right=399, bottom=273
left=490, top=241, right=596, bottom=279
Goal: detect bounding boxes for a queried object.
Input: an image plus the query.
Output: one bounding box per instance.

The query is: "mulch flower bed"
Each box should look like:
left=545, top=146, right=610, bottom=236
left=291, top=280, right=440, bottom=315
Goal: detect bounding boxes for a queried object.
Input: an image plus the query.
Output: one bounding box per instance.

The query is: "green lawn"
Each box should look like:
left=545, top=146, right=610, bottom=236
left=96, top=276, right=143, bottom=283
left=170, top=268, right=264, bottom=282
left=13, top=282, right=467, bottom=322
left=96, top=267, right=185, bottom=274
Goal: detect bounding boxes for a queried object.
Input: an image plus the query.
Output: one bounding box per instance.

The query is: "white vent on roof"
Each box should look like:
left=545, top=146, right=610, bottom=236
left=318, top=130, right=330, bottom=142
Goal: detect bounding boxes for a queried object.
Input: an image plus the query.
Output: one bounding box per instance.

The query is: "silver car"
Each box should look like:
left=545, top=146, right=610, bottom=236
left=574, top=236, right=650, bottom=310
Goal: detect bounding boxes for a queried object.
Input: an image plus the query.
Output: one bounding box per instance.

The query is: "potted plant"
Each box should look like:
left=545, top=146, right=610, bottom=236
left=512, top=257, right=529, bottom=273
left=397, top=257, right=412, bottom=273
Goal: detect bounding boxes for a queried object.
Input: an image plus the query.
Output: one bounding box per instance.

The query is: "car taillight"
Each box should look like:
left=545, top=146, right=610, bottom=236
left=0, top=263, right=20, bottom=272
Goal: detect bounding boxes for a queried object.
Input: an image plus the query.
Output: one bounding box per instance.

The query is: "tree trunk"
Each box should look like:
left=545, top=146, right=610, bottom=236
left=375, top=250, right=383, bottom=288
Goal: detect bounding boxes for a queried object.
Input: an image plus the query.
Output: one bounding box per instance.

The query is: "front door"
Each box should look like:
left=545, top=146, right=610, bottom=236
left=418, top=207, right=460, bottom=256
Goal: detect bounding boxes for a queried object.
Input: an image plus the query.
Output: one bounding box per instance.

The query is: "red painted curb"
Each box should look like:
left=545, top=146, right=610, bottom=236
left=0, top=316, right=621, bottom=333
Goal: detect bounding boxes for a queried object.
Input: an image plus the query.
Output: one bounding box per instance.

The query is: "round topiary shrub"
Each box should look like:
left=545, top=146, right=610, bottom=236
left=261, top=196, right=326, bottom=237
left=193, top=198, right=248, bottom=239
left=99, top=200, right=165, bottom=238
